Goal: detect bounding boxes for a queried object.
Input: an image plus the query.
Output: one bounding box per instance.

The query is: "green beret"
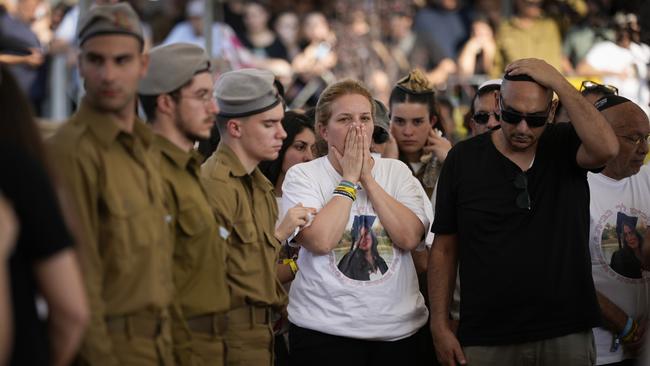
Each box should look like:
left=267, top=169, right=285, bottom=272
left=77, top=2, right=144, bottom=46
left=139, top=43, right=211, bottom=95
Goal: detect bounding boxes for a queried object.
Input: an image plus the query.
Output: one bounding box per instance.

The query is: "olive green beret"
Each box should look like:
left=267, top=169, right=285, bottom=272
left=77, top=2, right=143, bottom=46
left=215, top=68, right=281, bottom=118
left=139, top=43, right=211, bottom=95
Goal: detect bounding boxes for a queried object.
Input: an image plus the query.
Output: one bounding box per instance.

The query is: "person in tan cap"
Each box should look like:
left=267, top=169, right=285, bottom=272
left=48, top=3, right=175, bottom=365
left=138, top=42, right=229, bottom=366
left=201, top=68, right=287, bottom=365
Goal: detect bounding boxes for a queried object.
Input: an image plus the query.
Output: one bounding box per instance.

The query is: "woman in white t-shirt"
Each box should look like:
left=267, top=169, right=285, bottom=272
left=281, top=79, right=432, bottom=365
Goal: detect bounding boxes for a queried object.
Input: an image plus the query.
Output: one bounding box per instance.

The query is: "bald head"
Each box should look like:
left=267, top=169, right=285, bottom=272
left=501, top=79, right=553, bottom=110
left=601, top=101, right=647, bottom=131
left=600, top=101, right=650, bottom=180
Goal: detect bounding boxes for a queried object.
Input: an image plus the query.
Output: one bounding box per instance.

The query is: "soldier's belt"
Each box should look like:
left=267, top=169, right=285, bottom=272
left=227, top=305, right=271, bottom=326
left=106, top=313, right=166, bottom=338
left=186, top=313, right=227, bottom=335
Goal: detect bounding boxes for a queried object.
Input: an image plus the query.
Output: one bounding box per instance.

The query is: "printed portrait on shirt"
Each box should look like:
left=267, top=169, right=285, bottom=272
left=600, top=211, right=649, bottom=279
left=335, top=215, right=392, bottom=281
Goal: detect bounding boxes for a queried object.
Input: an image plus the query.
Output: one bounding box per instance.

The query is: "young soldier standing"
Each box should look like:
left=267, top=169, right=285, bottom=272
left=201, top=69, right=287, bottom=365
left=48, top=4, right=173, bottom=365
left=138, top=43, right=229, bottom=365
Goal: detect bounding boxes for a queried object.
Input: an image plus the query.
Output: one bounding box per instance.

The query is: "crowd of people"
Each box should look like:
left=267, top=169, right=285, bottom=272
left=2, top=0, right=650, bottom=366
left=1, top=0, right=650, bottom=125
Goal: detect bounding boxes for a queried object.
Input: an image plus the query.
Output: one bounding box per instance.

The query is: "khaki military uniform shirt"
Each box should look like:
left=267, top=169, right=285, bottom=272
left=154, top=135, right=229, bottom=317
left=200, top=144, right=285, bottom=309
left=48, top=100, right=173, bottom=365
left=493, top=17, right=563, bottom=77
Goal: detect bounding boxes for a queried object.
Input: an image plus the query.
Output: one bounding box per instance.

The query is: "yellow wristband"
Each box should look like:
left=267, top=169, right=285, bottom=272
left=336, top=185, right=357, bottom=196
left=283, top=259, right=299, bottom=275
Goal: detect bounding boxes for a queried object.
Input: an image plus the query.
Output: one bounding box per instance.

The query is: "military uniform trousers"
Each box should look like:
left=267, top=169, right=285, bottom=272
left=173, top=306, right=273, bottom=366
left=102, top=311, right=174, bottom=366
left=174, top=312, right=226, bottom=366
left=225, top=305, right=274, bottom=366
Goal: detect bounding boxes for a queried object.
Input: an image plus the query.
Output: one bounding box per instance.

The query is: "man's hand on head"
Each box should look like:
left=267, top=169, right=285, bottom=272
left=505, top=58, right=566, bottom=91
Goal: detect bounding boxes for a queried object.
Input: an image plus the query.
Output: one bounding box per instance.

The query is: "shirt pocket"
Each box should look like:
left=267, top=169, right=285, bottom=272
left=229, top=220, right=261, bottom=275
left=177, top=206, right=209, bottom=237
left=100, top=195, right=163, bottom=273
left=175, top=205, right=212, bottom=269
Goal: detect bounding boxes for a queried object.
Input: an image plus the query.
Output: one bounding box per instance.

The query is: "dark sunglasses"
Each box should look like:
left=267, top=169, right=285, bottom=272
left=514, top=172, right=531, bottom=210
left=579, top=80, right=618, bottom=96
left=472, top=111, right=500, bottom=125
left=499, top=96, right=549, bottom=128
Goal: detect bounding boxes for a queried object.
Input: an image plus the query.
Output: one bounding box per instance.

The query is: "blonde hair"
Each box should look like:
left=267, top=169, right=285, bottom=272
left=312, top=79, right=374, bottom=157
left=315, top=79, right=374, bottom=128
left=395, top=69, right=434, bottom=94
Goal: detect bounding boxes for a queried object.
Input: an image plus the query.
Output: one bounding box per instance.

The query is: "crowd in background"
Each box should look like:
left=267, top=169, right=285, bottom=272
left=1, top=0, right=650, bottom=137
left=2, top=1, right=650, bottom=366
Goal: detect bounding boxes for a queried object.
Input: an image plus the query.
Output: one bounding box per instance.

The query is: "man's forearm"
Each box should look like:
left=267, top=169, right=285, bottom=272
left=555, top=79, right=618, bottom=164
left=428, top=234, right=459, bottom=333
left=596, top=291, right=628, bottom=334
left=50, top=317, right=86, bottom=366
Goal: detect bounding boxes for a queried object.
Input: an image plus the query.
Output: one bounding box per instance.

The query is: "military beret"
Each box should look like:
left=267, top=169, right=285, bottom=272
left=77, top=2, right=144, bottom=46
left=373, top=99, right=389, bottom=133
left=215, top=68, right=281, bottom=118
left=139, top=43, right=211, bottom=95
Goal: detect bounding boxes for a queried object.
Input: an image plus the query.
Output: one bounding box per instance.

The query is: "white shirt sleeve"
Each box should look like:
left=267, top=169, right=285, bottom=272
left=281, top=163, right=325, bottom=242
left=392, top=161, right=434, bottom=250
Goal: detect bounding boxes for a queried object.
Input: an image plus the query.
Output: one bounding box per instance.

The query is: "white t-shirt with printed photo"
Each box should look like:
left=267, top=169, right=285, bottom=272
left=588, top=165, right=650, bottom=365
left=281, top=156, right=432, bottom=341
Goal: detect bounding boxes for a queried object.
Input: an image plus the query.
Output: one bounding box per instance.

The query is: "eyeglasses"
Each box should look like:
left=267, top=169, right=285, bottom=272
left=617, top=134, right=650, bottom=146
left=499, top=96, right=549, bottom=128
left=579, top=80, right=618, bottom=96
left=177, top=89, right=217, bottom=106
left=472, top=111, right=500, bottom=125
left=514, top=172, right=531, bottom=210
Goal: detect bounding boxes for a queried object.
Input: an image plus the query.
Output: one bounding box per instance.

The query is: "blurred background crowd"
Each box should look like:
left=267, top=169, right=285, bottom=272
left=1, top=0, right=649, bottom=139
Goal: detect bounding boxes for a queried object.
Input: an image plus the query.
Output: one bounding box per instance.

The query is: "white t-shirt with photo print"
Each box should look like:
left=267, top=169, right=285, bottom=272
left=281, top=156, right=432, bottom=341
left=588, top=165, right=650, bottom=365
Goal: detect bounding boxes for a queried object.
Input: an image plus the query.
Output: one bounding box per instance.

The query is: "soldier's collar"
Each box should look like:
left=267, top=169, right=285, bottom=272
left=132, top=118, right=154, bottom=148
left=154, top=134, right=195, bottom=169
left=216, top=143, right=248, bottom=177
left=77, top=99, right=152, bottom=148
left=251, top=167, right=273, bottom=192
left=77, top=100, right=120, bottom=147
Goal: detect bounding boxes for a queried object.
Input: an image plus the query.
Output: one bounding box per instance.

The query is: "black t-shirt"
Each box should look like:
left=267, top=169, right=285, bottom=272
left=0, top=145, right=72, bottom=365
left=432, top=124, right=601, bottom=346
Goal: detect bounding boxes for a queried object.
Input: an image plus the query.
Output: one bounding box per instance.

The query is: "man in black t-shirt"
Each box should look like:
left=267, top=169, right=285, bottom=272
left=428, top=58, right=619, bottom=366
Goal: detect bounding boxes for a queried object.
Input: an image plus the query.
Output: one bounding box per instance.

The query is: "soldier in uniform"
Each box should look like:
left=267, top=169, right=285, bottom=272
left=138, top=43, right=229, bottom=365
left=47, top=3, right=174, bottom=365
left=201, top=69, right=287, bottom=365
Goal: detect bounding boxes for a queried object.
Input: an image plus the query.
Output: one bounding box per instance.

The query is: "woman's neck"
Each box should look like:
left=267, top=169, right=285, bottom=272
left=403, top=150, right=422, bottom=163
